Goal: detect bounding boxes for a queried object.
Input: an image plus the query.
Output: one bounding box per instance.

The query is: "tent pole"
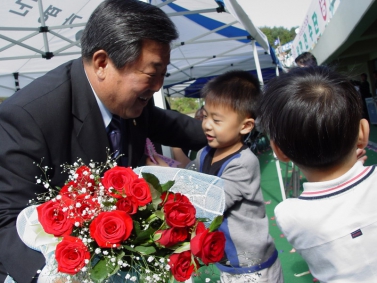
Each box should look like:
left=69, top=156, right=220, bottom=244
left=274, top=153, right=286, bottom=201
left=272, top=64, right=286, bottom=201
left=37, top=0, right=50, bottom=55
left=252, top=40, right=263, bottom=86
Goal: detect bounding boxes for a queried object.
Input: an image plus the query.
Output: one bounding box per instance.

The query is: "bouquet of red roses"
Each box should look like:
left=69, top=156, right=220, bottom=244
left=19, top=158, right=226, bottom=283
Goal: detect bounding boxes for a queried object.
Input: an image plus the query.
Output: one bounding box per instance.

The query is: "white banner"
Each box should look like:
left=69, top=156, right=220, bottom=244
left=291, top=0, right=341, bottom=59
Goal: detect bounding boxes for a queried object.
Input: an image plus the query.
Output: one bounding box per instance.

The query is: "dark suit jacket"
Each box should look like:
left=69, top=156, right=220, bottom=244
left=0, top=58, right=206, bottom=282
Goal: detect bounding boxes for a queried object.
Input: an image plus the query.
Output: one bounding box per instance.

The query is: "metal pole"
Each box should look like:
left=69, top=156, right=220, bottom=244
left=274, top=152, right=286, bottom=201
left=37, top=0, right=50, bottom=54
left=252, top=40, right=264, bottom=86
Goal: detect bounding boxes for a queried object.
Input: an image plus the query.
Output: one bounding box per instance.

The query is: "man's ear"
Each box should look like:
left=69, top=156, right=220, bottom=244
left=270, top=140, right=290, bottom=162
left=357, top=119, right=370, bottom=149
left=92, top=50, right=110, bottom=80
left=240, top=118, right=255, bottom=135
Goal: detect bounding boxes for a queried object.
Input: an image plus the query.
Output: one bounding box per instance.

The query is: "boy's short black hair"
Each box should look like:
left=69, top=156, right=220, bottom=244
left=295, top=52, right=318, bottom=67
left=201, top=70, right=261, bottom=119
left=259, top=66, right=363, bottom=169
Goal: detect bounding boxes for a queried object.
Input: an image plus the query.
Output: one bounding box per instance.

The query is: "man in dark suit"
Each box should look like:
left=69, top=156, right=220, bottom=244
left=0, top=0, right=206, bottom=282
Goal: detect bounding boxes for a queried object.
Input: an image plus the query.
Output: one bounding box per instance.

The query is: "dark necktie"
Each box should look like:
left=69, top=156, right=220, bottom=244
left=107, top=115, right=121, bottom=157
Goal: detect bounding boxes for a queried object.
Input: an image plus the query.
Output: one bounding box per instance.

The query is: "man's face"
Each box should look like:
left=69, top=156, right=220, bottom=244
left=100, top=39, right=170, bottom=119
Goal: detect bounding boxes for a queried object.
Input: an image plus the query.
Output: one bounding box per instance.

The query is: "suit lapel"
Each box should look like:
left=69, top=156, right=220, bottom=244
left=70, top=59, right=109, bottom=164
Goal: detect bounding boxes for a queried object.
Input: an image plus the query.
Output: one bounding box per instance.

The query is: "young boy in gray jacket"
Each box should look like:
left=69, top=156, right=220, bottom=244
left=190, top=70, right=283, bottom=283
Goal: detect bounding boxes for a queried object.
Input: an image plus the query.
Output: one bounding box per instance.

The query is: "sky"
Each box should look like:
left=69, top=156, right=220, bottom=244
left=243, top=0, right=313, bottom=29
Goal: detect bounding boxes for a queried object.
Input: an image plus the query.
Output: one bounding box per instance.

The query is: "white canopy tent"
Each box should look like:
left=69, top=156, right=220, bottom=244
left=156, top=0, right=279, bottom=97
left=0, top=0, right=279, bottom=98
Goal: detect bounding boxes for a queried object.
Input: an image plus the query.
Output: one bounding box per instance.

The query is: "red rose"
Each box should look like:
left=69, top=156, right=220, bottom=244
left=161, top=192, right=190, bottom=205
left=164, top=201, right=196, bottom=228
left=125, top=178, right=152, bottom=206
left=155, top=227, right=188, bottom=247
left=102, top=166, right=138, bottom=198
left=37, top=201, right=73, bottom=237
left=59, top=181, right=78, bottom=198
left=190, top=222, right=226, bottom=265
left=68, top=193, right=100, bottom=225
left=169, top=251, right=198, bottom=282
left=75, top=166, right=95, bottom=189
left=116, top=196, right=138, bottom=215
left=55, top=236, right=90, bottom=275
left=89, top=210, right=133, bottom=248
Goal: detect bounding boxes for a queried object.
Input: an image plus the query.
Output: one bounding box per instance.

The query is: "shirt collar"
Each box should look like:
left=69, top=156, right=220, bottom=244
left=300, top=161, right=373, bottom=199
left=84, top=70, right=112, bottom=128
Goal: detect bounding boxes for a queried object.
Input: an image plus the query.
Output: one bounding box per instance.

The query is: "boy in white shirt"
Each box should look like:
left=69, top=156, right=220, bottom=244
left=258, top=66, right=377, bottom=283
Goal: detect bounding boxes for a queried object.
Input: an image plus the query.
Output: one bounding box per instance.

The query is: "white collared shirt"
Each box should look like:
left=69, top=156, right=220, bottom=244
left=84, top=70, right=112, bottom=127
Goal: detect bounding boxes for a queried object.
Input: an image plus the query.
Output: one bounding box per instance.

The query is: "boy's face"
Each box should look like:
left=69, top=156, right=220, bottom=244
left=202, top=103, right=253, bottom=154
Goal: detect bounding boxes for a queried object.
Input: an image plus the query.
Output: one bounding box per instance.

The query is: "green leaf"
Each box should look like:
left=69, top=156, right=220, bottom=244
left=153, top=232, right=162, bottom=242
left=90, top=251, right=124, bottom=282
left=134, top=245, right=157, bottom=255
left=209, top=215, right=224, bottom=232
left=168, top=274, right=176, bottom=283
left=173, top=242, right=190, bottom=253
left=133, top=227, right=156, bottom=245
left=154, top=210, right=165, bottom=221
left=123, top=245, right=136, bottom=252
left=161, top=180, right=175, bottom=192
left=142, top=173, right=162, bottom=192
left=149, top=185, right=162, bottom=210
left=133, top=221, right=141, bottom=235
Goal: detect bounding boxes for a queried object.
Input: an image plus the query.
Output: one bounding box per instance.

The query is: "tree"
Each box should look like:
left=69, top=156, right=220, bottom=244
left=259, top=26, right=297, bottom=47
left=169, top=97, right=203, bottom=114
